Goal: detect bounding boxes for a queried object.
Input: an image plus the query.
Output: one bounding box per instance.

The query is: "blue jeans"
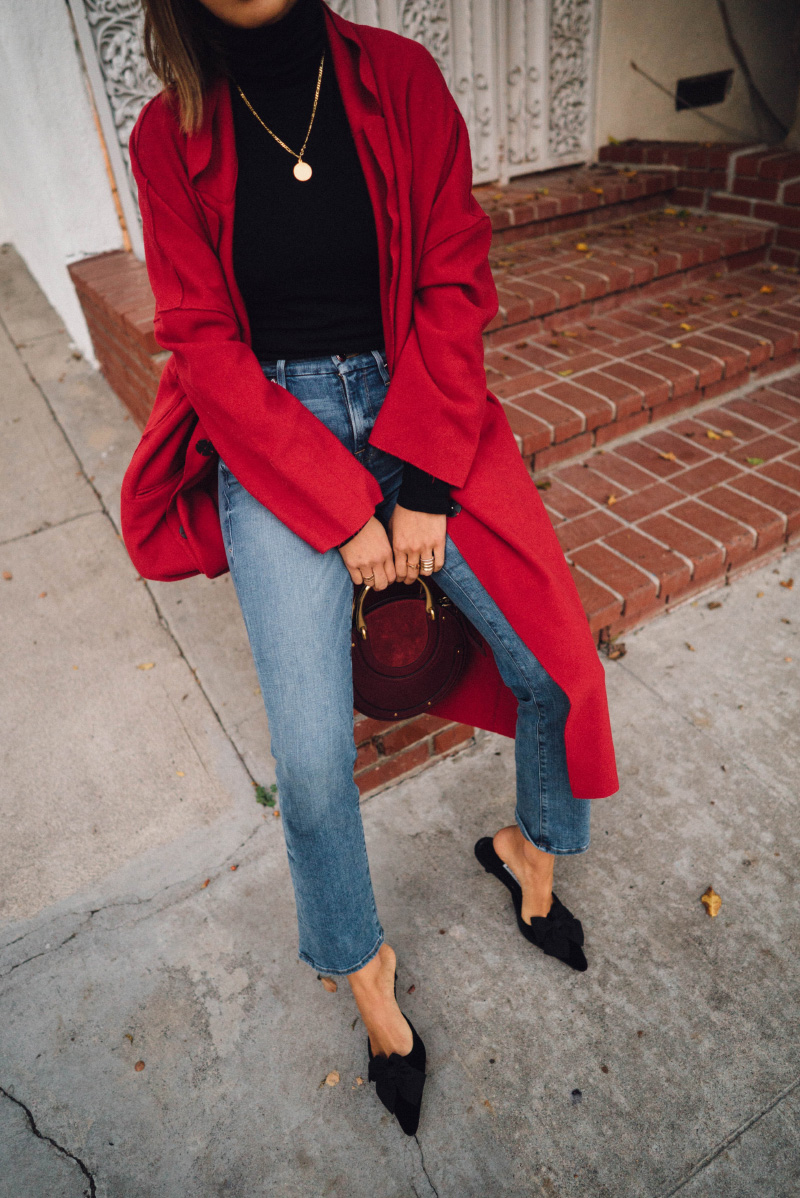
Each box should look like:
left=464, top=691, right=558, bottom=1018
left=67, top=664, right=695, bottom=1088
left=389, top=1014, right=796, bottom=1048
left=218, top=350, right=590, bottom=975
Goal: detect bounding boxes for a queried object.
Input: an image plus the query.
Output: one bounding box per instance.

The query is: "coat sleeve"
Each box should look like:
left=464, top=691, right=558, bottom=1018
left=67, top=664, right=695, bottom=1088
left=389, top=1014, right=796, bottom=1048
left=366, top=48, right=498, bottom=490
left=128, top=98, right=383, bottom=554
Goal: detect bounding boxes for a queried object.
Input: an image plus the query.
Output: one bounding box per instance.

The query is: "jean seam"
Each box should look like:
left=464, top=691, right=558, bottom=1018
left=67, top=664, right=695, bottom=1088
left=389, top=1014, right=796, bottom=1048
left=218, top=461, right=235, bottom=568
left=442, top=567, right=555, bottom=843
left=370, top=348, right=391, bottom=386
left=439, top=551, right=587, bottom=853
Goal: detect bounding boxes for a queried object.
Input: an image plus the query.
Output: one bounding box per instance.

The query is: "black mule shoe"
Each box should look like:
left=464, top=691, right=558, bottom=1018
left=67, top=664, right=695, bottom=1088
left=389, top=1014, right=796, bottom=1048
left=474, top=836, right=588, bottom=972
left=367, top=975, right=426, bottom=1136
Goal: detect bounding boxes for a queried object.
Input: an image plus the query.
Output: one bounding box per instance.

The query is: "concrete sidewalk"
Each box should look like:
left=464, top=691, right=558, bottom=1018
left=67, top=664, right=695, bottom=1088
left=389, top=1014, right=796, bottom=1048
left=1, top=245, right=798, bottom=1198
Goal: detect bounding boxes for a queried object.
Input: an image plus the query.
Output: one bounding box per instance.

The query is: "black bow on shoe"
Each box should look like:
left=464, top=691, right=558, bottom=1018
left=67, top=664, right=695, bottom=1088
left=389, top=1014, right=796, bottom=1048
left=474, top=837, right=588, bottom=971
left=367, top=1013, right=427, bottom=1135
left=368, top=1051, right=425, bottom=1114
left=523, top=894, right=586, bottom=970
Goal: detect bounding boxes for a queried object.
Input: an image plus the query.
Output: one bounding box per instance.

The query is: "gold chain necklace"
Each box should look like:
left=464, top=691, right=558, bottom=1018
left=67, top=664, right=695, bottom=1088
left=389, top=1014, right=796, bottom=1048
left=235, top=52, right=324, bottom=182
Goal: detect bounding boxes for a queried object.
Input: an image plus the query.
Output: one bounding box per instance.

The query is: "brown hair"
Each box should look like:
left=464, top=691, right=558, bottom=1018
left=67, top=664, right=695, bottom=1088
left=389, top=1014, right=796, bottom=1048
left=141, top=0, right=227, bottom=134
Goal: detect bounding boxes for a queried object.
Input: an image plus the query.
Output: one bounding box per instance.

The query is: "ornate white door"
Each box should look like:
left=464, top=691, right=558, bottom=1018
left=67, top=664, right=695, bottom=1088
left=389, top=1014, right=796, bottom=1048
left=67, top=0, right=599, bottom=253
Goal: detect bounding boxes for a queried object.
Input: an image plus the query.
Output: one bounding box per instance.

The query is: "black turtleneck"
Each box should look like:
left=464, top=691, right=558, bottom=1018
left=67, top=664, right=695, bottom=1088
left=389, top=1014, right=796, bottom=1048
left=210, top=0, right=453, bottom=517
left=213, top=0, right=383, bottom=359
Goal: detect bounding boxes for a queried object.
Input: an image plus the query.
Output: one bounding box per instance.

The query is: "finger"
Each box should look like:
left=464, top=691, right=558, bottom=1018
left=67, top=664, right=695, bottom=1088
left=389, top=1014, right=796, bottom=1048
left=385, top=554, right=397, bottom=586
left=394, top=551, right=408, bottom=583
left=432, top=541, right=446, bottom=572
left=420, top=550, right=435, bottom=576
left=402, top=555, right=421, bottom=584
left=371, top=563, right=390, bottom=591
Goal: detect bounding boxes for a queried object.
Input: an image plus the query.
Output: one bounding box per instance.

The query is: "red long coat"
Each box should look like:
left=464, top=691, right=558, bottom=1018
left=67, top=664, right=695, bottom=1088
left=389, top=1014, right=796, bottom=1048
left=121, top=5, right=618, bottom=798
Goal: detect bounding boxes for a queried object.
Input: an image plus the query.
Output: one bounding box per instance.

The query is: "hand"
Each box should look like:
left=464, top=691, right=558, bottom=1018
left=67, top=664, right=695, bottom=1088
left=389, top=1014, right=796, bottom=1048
left=388, top=504, right=447, bottom=584
left=338, top=516, right=396, bottom=590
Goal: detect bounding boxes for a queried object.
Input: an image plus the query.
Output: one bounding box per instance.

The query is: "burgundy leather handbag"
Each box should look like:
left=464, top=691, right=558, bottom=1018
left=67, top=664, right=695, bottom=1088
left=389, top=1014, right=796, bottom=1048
left=351, top=578, right=472, bottom=721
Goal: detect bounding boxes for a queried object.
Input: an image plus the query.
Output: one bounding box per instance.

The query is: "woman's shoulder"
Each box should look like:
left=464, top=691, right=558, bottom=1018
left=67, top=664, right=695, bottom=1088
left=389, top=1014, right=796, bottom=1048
left=131, top=90, right=181, bottom=153
left=347, top=20, right=446, bottom=90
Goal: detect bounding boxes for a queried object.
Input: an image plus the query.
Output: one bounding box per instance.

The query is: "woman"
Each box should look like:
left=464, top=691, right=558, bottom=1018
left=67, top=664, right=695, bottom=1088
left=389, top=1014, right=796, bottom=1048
left=124, top=0, right=618, bottom=1135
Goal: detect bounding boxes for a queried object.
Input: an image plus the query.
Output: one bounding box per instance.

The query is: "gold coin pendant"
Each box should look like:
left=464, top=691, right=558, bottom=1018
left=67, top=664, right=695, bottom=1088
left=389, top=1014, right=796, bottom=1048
left=293, top=161, right=313, bottom=182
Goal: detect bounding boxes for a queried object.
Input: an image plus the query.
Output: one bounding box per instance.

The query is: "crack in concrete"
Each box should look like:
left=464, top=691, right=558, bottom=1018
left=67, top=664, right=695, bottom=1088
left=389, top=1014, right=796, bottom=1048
left=2, top=928, right=84, bottom=978
left=658, top=1074, right=800, bottom=1197
left=414, top=1135, right=440, bottom=1197
left=0, top=1085, right=97, bottom=1197
left=0, top=508, right=100, bottom=548
left=1, top=821, right=268, bottom=979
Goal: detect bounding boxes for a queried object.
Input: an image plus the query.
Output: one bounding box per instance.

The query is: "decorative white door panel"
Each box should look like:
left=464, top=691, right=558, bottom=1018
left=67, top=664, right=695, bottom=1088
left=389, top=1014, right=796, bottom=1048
left=67, top=0, right=599, bottom=251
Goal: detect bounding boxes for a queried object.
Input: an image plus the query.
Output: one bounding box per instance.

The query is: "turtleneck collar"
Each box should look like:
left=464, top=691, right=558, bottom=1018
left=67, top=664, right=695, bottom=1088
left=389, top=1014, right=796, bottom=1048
left=205, top=0, right=327, bottom=91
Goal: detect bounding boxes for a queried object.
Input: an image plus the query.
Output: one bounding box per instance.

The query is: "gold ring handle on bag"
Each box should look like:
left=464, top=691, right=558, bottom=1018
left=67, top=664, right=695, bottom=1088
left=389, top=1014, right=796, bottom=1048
left=355, top=577, right=436, bottom=641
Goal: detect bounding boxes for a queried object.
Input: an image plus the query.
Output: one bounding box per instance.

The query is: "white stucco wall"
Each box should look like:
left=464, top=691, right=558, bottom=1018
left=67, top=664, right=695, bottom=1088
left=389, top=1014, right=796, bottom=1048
left=0, top=0, right=124, bottom=357
left=594, top=0, right=800, bottom=150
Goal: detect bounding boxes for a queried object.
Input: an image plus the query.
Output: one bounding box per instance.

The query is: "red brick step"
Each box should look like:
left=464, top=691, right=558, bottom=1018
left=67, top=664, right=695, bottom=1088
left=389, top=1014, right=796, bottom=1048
left=539, top=372, right=800, bottom=639
left=490, top=263, right=800, bottom=471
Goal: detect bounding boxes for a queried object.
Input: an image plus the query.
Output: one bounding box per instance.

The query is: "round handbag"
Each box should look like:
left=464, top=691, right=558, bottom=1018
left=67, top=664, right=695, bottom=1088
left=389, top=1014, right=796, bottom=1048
left=351, top=577, right=470, bottom=721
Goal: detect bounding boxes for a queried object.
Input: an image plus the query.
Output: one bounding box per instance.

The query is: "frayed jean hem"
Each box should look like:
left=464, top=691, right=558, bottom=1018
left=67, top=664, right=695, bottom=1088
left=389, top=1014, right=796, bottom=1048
left=515, top=809, right=590, bottom=857
left=298, top=929, right=385, bottom=977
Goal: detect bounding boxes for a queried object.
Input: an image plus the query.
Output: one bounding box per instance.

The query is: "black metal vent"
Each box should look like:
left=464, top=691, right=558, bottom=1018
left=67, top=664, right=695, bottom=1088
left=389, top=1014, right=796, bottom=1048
left=675, top=69, right=734, bottom=111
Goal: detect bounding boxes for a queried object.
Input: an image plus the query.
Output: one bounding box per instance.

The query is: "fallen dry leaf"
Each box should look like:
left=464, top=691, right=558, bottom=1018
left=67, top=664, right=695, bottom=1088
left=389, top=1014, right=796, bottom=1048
left=134, top=1061, right=145, bottom=1072
left=679, top=323, right=693, bottom=331
left=686, top=642, right=696, bottom=651
left=563, top=330, right=578, bottom=338
left=670, top=341, right=682, bottom=349
left=2, top=572, right=11, bottom=581
left=607, top=642, right=627, bottom=660
left=658, top=451, right=678, bottom=461
left=730, top=308, right=740, bottom=317
left=38, top=592, right=47, bottom=599
left=176, top=770, right=185, bottom=777
left=779, top=578, right=794, bottom=589
left=664, top=208, right=677, bottom=216
left=757, top=591, right=765, bottom=598
left=760, top=285, right=774, bottom=294
left=721, top=430, right=734, bottom=437
left=124, top=1033, right=134, bottom=1043
left=320, top=977, right=338, bottom=993
left=230, top=864, right=238, bottom=871
left=200, top=878, right=210, bottom=889
left=746, top=456, right=764, bottom=467
left=355, top=1077, right=364, bottom=1085
left=700, top=886, right=721, bottom=917
left=706, top=429, right=722, bottom=440
left=606, top=494, right=618, bottom=506
left=575, top=242, right=589, bottom=252
left=273, top=810, right=281, bottom=818
left=707, top=601, right=722, bottom=610
left=785, top=657, right=793, bottom=663
left=407, top=984, right=416, bottom=994
left=557, top=368, right=573, bottom=376
left=324, top=1071, right=340, bottom=1087
left=137, top=662, right=155, bottom=671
